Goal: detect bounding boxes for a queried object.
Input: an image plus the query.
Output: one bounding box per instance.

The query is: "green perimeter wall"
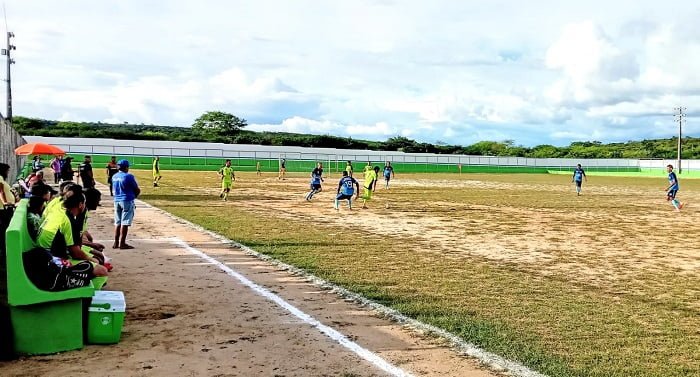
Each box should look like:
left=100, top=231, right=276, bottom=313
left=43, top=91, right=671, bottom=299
left=68, top=154, right=645, bottom=175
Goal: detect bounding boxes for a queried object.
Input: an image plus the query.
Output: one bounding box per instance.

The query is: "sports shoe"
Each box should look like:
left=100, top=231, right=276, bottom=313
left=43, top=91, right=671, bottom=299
left=679, top=202, right=685, bottom=210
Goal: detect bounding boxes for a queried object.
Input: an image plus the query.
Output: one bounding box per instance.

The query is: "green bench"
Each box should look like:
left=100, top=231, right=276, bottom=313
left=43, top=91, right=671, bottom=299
left=5, top=199, right=95, bottom=355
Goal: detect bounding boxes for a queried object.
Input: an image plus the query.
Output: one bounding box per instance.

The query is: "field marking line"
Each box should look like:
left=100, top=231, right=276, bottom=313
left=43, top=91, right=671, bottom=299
left=169, top=237, right=413, bottom=377
left=130, top=197, right=546, bottom=377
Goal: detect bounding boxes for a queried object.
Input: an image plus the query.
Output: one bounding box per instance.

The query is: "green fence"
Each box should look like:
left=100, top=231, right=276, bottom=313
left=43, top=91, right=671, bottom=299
left=59, top=154, right=644, bottom=175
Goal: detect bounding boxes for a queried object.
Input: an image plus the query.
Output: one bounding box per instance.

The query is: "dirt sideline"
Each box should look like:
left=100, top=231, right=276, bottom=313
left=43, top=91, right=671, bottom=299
left=0, top=188, right=497, bottom=377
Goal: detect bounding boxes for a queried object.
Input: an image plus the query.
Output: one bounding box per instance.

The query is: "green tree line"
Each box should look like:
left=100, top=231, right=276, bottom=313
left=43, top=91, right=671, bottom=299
left=12, top=114, right=700, bottom=159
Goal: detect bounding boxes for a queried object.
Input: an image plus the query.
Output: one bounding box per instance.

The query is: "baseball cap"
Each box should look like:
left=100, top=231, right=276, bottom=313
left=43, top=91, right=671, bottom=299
left=117, top=159, right=130, bottom=168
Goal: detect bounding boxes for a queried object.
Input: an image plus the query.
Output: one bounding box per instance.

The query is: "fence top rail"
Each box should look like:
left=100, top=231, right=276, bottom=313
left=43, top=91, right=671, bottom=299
left=26, top=136, right=700, bottom=169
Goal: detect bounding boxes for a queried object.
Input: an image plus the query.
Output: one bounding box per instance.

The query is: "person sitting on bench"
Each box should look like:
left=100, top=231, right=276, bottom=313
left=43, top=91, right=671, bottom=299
left=36, top=189, right=108, bottom=279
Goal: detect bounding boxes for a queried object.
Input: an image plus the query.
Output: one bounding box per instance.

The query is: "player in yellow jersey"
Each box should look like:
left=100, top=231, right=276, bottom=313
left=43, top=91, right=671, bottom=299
left=345, top=161, right=353, bottom=177
left=218, top=159, right=236, bottom=201
left=152, top=156, right=162, bottom=187
left=361, top=166, right=380, bottom=209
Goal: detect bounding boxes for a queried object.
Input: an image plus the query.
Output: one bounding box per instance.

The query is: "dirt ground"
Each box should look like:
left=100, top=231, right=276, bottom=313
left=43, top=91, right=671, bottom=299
left=0, top=184, right=498, bottom=377
left=222, top=174, right=700, bottom=311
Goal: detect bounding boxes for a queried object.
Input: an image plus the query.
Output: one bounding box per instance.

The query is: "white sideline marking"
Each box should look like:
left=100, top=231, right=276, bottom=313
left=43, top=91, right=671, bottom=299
left=123, top=196, right=545, bottom=377
left=170, top=237, right=413, bottom=377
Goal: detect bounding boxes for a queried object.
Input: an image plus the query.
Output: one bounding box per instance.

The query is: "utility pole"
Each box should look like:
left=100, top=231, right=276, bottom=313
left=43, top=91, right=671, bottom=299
left=673, top=107, right=686, bottom=174
left=1, top=31, right=15, bottom=123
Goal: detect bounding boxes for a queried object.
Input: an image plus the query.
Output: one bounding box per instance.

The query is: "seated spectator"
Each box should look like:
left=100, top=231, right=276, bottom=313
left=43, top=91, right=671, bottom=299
left=43, top=181, right=76, bottom=219
left=27, top=196, right=46, bottom=240
left=80, top=188, right=113, bottom=273
left=26, top=170, right=45, bottom=188
left=0, top=163, right=17, bottom=251
left=30, top=182, right=57, bottom=202
left=36, top=189, right=108, bottom=279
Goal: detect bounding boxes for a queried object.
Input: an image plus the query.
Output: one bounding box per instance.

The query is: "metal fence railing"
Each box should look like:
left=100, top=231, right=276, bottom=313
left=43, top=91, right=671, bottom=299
left=23, top=136, right=700, bottom=174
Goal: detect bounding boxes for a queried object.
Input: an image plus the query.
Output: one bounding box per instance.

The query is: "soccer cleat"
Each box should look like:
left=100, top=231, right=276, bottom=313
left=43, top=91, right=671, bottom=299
left=679, top=202, right=684, bottom=210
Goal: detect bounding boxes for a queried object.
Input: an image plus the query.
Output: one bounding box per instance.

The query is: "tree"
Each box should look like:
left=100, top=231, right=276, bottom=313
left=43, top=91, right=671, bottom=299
left=192, top=111, right=247, bottom=140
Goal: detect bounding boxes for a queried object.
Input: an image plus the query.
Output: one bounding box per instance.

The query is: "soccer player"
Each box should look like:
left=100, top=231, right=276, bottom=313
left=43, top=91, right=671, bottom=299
left=335, top=171, right=359, bottom=210
left=305, top=162, right=324, bottom=201
left=572, top=164, right=587, bottom=196
left=383, top=161, right=395, bottom=189
left=256, top=161, right=261, bottom=176
left=278, top=158, right=287, bottom=180
left=361, top=166, right=380, bottom=209
left=665, top=164, right=684, bottom=211
left=152, top=156, right=162, bottom=187
left=218, top=159, right=236, bottom=201
left=345, top=161, right=353, bottom=177
left=106, top=156, right=119, bottom=196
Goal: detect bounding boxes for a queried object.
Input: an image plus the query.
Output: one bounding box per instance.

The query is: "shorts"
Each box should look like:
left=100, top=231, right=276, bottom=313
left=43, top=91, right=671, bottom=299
left=222, top=181, right=233, bottom=190
left=336, top=193, right=353, bottom=201
left=362, top=187, right=373, bottom=200
left=384, top=175, right=391, bottom=181
left=310, top=183, right=322, bottom=191
left=574, top=180, right=582, bottom=187
left=667, top=189, right=678, bottom=200
left=153, top=171, right=161, bottom=178
left=114, top=200, right=135, bottom=226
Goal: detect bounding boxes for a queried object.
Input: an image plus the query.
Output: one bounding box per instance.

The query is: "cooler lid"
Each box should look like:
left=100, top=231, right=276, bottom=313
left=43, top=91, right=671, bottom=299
left=89, top=290, right=126, bottom=312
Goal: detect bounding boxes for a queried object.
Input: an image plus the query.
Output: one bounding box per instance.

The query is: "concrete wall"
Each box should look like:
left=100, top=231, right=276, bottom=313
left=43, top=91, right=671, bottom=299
left=0, top=118, right=26, bottom=182
left=24, top=135, right=700, bottom=172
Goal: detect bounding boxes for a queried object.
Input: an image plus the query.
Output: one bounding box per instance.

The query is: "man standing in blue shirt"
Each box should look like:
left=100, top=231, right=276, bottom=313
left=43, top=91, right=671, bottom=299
left=112, top=159, right=141, bottom=249
left=572, top=164, right=587, bottom=196
left=665, top=164, right=684, bottom=211
left=383, top=161, right=395, bottom=189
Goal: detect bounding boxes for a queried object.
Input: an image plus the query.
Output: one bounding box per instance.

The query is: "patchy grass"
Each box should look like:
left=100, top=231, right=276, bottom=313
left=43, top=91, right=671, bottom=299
left=103, top=170, right=700, bottom=377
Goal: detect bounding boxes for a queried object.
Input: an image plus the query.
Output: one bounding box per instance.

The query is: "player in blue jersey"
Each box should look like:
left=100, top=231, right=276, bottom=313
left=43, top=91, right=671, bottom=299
left=335, top=171, right=359, bottom=210
left=665, top=164, right=684, bottom=211
left=383, top=161, right=395, bottom=189
left=305, top=162, right=324, bottom=201
left=572, top=164, right=587, bottom=196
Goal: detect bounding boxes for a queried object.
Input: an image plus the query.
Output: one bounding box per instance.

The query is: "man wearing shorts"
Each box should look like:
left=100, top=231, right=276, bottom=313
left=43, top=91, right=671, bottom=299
left=278, top=158, right=287, bottom=180
left=572, top=164, right=587, bottom=196
left=152, top=156, right=162, bottom=187
left=361, top=166, right=380, bottom=209
left=112, top=159, right=140, bottom=249
left=345, top=161, right=353, bottom=177
left=37, top=189, right=108, bottom=278
left=305, top=162, right=324, bottom=201
left=218, top=159, right=236, bottom=201
left=383, top=161, right=395, bottom=189
left=666, top=164, right=684, bottom=211
left=335, top=171, right=359, bottom=210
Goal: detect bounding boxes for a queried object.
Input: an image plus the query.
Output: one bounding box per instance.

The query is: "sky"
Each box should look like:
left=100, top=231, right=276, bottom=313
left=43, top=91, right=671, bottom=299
left=4, top=0, right=700, bottom=147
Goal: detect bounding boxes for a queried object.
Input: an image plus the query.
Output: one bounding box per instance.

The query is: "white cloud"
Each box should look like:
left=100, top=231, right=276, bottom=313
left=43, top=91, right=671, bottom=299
left=5, top=0, right=700, bottom=146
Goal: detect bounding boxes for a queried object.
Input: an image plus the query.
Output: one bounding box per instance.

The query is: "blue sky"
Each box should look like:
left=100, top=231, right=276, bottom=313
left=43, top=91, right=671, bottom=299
left=6, top=0, right=700, bottom=146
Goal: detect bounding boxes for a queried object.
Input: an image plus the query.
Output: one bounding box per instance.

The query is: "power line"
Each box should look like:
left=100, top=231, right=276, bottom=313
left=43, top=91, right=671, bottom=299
left=673, top=107, right=686, bottom=174
left=1, top=5, right=13, bottom=123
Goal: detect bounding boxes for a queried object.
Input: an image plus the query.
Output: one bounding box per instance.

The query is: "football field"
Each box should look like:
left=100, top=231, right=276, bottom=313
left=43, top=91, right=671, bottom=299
left=125, top=170, right=700, bottom=377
